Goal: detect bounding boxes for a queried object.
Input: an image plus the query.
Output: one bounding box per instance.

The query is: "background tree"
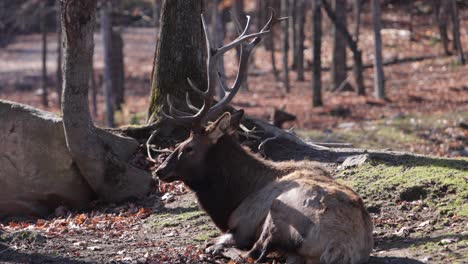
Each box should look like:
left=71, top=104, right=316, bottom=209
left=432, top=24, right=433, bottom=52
left=40, top=1, right=49, bottom=107
left=280, top=0, right=290, bottom=92
left=100, top=0, right=115, bottom=127
left=450, top=0, right=465, bottom=65
left=312, top=0, right=323, bottom=106
left=61, top=0, right=151, bottom=202
left=295, top=0, right=306, bottom=81
left=372, top=0, right=385, bottom=99
left=211, top=0, right=225, bottom=97
left=147, top=0, right=206, bottom=124
left=331, top=0, right=347, bottom=91
left=111, top=28, right=125, bottom=110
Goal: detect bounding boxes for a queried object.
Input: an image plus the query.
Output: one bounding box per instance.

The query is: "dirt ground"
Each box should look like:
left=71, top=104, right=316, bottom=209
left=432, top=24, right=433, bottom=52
left=1, top=4, right=467, bottom=264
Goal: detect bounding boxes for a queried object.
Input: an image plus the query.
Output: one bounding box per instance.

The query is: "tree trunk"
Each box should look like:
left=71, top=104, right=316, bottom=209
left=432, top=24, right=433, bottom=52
left=232, top=0, right=250, bottom=90
left=147, top=0, right=206, bottom=123
left=153, top=0, right=161, bottom=26
left=331, top=0, right=347, bottom=91
left=40, top=2, right=49, bottom=108
left=353, top=0, right=362, bottom=43
left=211, top=0, right=225, bottom=98
left=450, top=0, right=465, bottom=65
left=372, top=0, right=385, bottom=99
left=111, top=29, right=125, bottom=110
left=312, top=0, right=323, bottom=106
left=100, top=1, right=115, bottom=127
left=61, top=0, right=152, bottom=202
left=321, top=0, right=365, bottom=95
left=289, top=0, right=297, bottom=69
left=437, top=0, right=450, bottom=55
left=280, top=0, right=290, bottom=92
left=56, top=0, right=62, bottom=107
left=295, top=0, right=306, bottom=81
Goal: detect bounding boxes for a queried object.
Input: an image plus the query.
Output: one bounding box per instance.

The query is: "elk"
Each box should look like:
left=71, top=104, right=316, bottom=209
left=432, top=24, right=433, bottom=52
left=155, top=11, right=373, bottom=264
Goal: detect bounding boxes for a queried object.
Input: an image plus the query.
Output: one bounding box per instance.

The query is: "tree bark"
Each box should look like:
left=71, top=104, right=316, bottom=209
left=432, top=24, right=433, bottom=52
left=321, top=0, right=365, bottom=95
left=450, top=0, right=465, bottom=65
left=295, top=0, right=306, bottom=81
left=147, top=0, right=206, bottom=123
left=289, top=0, right=297, bottom=69
left=280, top=0, right=290, bottom=92
left=331, top=0, right=347, bottom=91
left=61, top=0, right=152, bottom=202
left=56, top=0, right=62, bottom=107
left=312, top=0, right=323, bottom=106
left=100, top=1, right=115, bottom=127
left=372, top=0, right=385, bottom=99
left=40, top=2, right=49, bottom=108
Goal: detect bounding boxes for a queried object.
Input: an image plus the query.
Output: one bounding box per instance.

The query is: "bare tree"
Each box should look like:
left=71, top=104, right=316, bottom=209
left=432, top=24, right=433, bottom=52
left=295, top=0, right=306, bottom=81
left=331, top=0, right=347, bottom=91
left=436, top=0, right=451, bottom=55
left=281, top=0, right=290, bottom=92
left=111, top=29, right=125, bottom=110
left=450, top=0, right=465, bottom=65
left=312, top=0, right=323, bottom=106
left=372, top=0, right=385, bottom=99
left=321, top=0, right=365, bottom=95
left=211, top=0, right=225, bottom=97
left=289, top=0, right=297, bottom=68
left=40, top=1, right=49, bottom=107
left=153, top=0, right=161, bottom=26
left=353, top=0, right=363, bottom=42
left=100, top=0, right=115, bottom=127
left=61, top=0, right=152, bottom=202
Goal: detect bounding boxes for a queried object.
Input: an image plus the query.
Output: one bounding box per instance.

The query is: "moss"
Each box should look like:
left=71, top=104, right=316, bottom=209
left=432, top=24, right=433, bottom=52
left=337, top=157, right=468, bottom=217
left=193, top=230, right=219, bottom=242
left=150, top=209, right=206, bottom=228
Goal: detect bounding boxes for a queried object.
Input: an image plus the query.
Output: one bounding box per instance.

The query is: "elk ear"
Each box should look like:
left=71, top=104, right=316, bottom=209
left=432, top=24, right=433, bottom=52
left=207, top=112, right=231, bottom=143
left=226, top=110, right=244, bottom=135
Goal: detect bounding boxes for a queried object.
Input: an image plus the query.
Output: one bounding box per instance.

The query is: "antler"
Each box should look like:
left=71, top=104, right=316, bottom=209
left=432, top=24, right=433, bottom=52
left=163, top=9, right=285, bottom=131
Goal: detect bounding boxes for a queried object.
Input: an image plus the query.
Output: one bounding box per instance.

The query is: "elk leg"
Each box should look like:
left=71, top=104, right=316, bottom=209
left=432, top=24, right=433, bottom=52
left=205, top=233, right=236, bottom=255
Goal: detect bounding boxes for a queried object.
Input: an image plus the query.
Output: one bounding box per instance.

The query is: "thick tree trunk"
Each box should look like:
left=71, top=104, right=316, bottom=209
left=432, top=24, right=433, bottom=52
left=331, top=0, right=347, bottom=91
left=61, top=0, right=152, bottom=202
left=321, top=0, right=365, bottom=95
left=56, top=0, right=62, bottom=107
left=90, top=57, right=98, bottom=118
left=147, top=0, right=206, bottom=123
left=450, top=0, right=465, bottom=65
left=40, top=2, right=49, bottom=108
left=312, top=0, right=323, bottom=106
left=111, top=29, right=125, bottom=110
left=289, top=0, right=297, bottom=69
left=372, top=0, right=385, bottom=99
left=100, top=1, right=115, bottom=127
left=280, top=0, right=290, bottom=92
left=295, top=0, right=306, bottom=81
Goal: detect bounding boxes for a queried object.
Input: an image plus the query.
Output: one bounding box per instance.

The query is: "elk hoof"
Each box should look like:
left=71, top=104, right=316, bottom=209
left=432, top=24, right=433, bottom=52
left=205, top=244, right=225, bottom=255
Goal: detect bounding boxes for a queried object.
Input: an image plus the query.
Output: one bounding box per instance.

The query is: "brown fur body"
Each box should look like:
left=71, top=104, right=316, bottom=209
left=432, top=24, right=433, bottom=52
left=156, top=113, right=373, bottom=264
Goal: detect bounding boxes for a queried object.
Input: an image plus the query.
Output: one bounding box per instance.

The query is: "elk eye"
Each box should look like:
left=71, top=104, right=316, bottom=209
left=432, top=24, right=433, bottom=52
left=185, top=146, right=194, bottom=154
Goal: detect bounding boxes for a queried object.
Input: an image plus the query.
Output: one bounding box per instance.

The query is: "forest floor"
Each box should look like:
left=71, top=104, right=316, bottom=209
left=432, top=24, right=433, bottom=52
left=1, top=4, right=468, bottom=264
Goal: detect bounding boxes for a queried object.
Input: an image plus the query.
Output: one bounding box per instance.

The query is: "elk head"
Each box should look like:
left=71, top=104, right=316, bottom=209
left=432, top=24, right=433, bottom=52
left=155, top=10, right=283, bottom=184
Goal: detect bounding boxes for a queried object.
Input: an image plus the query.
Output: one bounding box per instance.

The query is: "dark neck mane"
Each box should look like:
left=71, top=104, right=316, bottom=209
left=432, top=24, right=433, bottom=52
left=188, top=135, right=280, bottom=231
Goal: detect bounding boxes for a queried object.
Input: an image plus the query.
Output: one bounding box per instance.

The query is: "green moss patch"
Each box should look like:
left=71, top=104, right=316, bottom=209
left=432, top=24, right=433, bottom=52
left=337, top=156, right=468, bottom=217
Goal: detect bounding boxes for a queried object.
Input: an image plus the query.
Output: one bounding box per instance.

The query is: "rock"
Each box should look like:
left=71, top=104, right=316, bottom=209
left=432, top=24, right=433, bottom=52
left=0, top=100, right=94, bottom=217
left=340, top=154, right=369, bottom=169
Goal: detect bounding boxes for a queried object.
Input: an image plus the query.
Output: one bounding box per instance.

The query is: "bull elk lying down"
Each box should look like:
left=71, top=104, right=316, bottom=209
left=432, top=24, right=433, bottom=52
left=155, top=11, right=373, bottom=264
